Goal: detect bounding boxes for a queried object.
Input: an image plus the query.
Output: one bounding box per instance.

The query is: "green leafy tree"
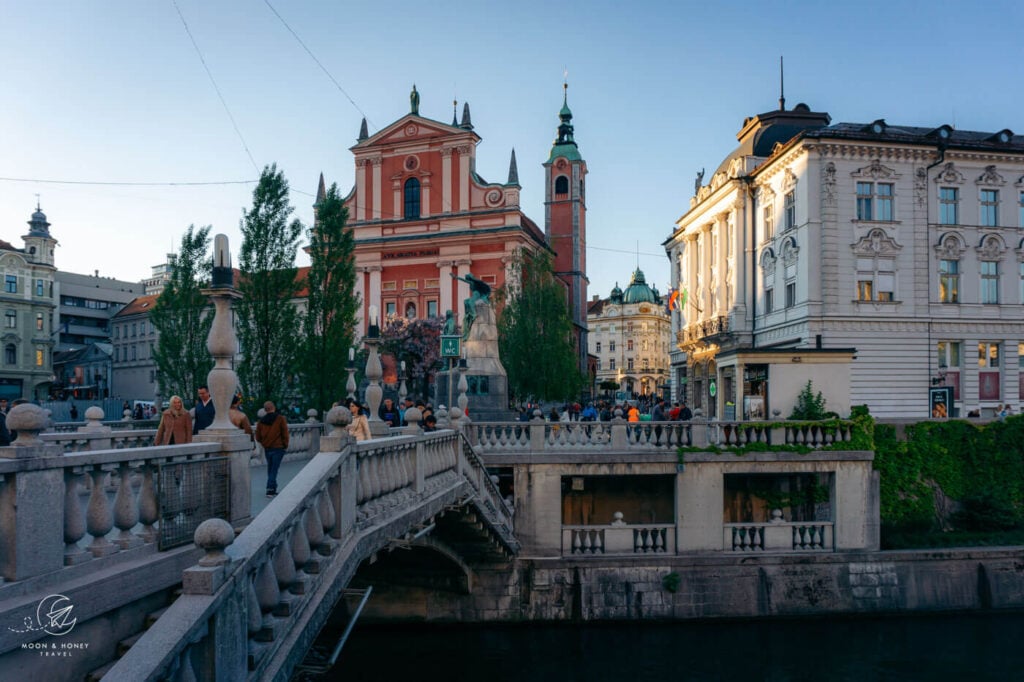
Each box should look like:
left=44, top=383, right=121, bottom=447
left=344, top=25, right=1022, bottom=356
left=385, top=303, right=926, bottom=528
left=789, top=380, right=828, bottom=420
left=497, top=249, right=584, bottom=403
left=237, top=164, right=303, bottom=407
left=297, top=182, right=359, bottom=414
left=151, top=225, right=214, bottom=404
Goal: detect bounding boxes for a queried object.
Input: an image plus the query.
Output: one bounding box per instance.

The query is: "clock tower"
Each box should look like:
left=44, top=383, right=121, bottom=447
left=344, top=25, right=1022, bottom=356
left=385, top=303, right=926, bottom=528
left=544, top=83, right=589, bottom=376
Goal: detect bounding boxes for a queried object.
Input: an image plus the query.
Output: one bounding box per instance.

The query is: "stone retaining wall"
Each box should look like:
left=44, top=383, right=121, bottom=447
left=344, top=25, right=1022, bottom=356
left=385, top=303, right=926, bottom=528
left=356, top=548, right=1024, bottom=623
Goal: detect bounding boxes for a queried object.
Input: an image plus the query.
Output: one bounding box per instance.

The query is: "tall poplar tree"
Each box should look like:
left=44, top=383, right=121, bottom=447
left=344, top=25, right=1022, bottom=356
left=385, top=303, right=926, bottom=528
left=497, top=249, right=585, bottom=402
left=151, top=225, right=214, bottom=403
left=236, top=164, right=303, bottom=407
left=297, top=181, right=359, bottom=414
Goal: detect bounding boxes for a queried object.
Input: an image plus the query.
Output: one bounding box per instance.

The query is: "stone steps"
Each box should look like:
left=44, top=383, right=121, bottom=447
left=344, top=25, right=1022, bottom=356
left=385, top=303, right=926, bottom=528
left=84, top=587, right=182, bottom=681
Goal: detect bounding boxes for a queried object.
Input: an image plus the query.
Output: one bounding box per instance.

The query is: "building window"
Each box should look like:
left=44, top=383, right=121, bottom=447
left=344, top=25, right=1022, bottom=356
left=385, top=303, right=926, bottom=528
left=403, top=177, right=421, bottom=219
left=131, top=323, right=137, bottom=337
left=35, top=348, right=43, bottom=366
left=763, top=205, right=774, bottom=241
left=609, top=358, right=615, bottom=370
left=980, top=261, right=999, bottom=304
left=35, top=279, right=44, bottom=296
left=4, top=275, right=16, bottom=294
left=114, top=325, right=119, bottom=339
left=937, top=341, right=961, bottom=400
left=627, top=358, right=634, bottom=371
left=980, top=189, right=999, bottom=227
left=764, top=288, right=774, bottom=314
left=35, top=313, right=43, bottom=331
left=4, top=310, right=14, bottom=329
left=555, top=175, right=569, bottom=195
left=385, top=302, right=396, bottom=317
left=784, top=191, right=796, bottom=230
left=609, top=340, right=616, bottom=352
left=596, top=341, right=601, bottom=353
left=405, top=302, right=416, bottom=319
left=4, top=344, right=14, bottom=365
left=785, top=282, right=796, bottom=308
left=939, top=259, right=959, bottom=303
left=939, top=187, right=959, bottom=225
left=1019, top=191, right=1024, bottom=227
left=978, top=342, right=1000, bottom=401
left=627, top=339, right=633, bottom=352
left=856, top=257, right=895, bottom=302
left=131, top=345, right=137, bottom=361
left=427, top=300, right=438, bottom=317
left=114, top=347, right=119, bottom=362
left=595, top=359, right=601, bottom=371
left=856, top=182, right=893, bottom=221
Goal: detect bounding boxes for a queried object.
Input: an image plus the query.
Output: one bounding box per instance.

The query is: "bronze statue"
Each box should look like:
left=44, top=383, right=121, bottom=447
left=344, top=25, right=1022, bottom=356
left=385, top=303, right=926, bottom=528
left=410, top=84, right=420, bottom=115
left=451, top=272, right=491, bottom=339
left=442, top=309, right=458, bottom=336
left=694, top=168, right=705, bottom=196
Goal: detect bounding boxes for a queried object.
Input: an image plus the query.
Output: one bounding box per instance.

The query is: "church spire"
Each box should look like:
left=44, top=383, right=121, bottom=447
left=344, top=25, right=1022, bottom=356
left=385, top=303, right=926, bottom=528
left=555, top=80, right=576, bottom=147
left=506, top=148, right=519, bottom=186
left=315, top=172, right=327, bottom=205
left=452, top=99, right=458, bottom=126
left=460, top=102, right=473, bottom=130
left=357, top=117, right=368, bottom=141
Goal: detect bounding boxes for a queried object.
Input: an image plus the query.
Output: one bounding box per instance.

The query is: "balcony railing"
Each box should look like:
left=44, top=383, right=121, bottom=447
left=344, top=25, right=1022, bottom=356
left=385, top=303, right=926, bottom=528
left=563, top=524, right=675, bottom=555
left=724, top=522, right=834, bottom=552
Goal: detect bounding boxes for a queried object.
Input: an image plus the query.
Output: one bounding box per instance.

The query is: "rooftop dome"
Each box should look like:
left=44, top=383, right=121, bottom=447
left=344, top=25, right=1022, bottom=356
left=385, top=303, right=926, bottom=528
left=621, top=268, right=658, bottom=304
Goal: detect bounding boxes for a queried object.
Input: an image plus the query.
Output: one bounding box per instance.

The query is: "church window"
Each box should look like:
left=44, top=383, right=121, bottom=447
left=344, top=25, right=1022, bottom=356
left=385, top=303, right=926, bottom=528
left=385, top=302, right=396, bottom=317
left=427, top=300, right=438, bottom=317
left=405, top=302, right=417, bottom=319
left=404, top=178, right=421, bottom=219
left=555, top=176, right=569, bottom=195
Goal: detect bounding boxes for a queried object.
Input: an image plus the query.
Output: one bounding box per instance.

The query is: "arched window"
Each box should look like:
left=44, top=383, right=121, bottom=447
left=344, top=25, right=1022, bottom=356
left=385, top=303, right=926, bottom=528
left=555, top=175, right=569, bottom=195
left=405, top=302, right=417, bottom=319
left=404, top=177, right=421, bottom=219
left=4, top=344, right=15, bottom=365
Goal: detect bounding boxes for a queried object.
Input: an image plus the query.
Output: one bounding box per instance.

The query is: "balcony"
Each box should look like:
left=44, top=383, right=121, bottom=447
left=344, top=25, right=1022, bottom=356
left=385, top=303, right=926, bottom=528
left=679, top=315, right=730, bottom=346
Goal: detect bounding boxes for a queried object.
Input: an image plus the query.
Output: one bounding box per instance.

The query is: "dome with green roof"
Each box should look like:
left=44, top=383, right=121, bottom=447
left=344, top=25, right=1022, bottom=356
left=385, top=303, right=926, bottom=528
left=621, top=268, right=659, bottom=304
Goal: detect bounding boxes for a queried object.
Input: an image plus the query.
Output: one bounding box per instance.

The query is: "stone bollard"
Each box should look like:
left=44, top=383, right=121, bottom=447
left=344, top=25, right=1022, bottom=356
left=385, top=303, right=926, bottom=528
left=78, top=406, right=112, bottom=450
left=436, top=405, right=449, bottom=428
left=403, top=407, right=422, bottom=436
left=610, top=409, right=628, bottom=450
left=321, top=405, right=353, bottom=452
left=306, top=409, right=319, bottom=424
left=529, top=409, right=545, bottom=451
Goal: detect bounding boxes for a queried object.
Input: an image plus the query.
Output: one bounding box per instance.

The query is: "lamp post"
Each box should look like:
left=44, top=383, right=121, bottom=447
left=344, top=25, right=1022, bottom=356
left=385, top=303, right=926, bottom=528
left=363, top=305, right=387, bottom=436
left=201, top=234, right=242, bottom=432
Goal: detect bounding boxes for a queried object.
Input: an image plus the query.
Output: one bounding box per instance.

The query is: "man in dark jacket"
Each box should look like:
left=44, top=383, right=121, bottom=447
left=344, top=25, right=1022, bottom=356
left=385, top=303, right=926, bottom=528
left=193, top=385, right=215, bottom=434
left=255, top=401, right=290, bottom=497
left=678, top=401, right=693, bottom=446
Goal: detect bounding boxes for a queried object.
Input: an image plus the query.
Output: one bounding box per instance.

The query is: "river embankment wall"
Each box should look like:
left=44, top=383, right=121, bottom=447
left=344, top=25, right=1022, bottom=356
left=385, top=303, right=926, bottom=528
left=357, top=547, right=1024, bottom=623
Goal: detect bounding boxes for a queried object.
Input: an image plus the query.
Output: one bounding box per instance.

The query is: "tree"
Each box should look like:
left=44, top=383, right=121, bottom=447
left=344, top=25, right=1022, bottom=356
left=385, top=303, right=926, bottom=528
left=236, top=164, right=303, bottom=408
left=380, top=315, right=444, bottom=400
left=789, top=380, right=828, bottom=420
left=151, top=225, right=214, bottom=404
left=297, top=182, right=359, bottom=414
left=497, top=249, right=584, bottom=403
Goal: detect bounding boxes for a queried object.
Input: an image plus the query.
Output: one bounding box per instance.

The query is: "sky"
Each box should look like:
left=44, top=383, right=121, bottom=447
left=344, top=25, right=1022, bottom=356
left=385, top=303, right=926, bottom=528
left=2, top=0, right=1023, bottom=301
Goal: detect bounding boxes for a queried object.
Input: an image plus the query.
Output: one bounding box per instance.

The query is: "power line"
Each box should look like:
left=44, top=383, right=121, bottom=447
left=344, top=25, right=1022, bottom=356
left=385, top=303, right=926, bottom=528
left=0, top=176, right=257, bottom=187
left=262, top=0, right=375, bottom=130
left=589, top=244, right=666, bottom=258
left=171, top=0, right=260, bottom=173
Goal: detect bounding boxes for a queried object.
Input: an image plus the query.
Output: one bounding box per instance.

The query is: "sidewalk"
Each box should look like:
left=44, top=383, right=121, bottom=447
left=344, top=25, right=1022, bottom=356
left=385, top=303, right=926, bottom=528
left=249, top=457, right=312, bottom=516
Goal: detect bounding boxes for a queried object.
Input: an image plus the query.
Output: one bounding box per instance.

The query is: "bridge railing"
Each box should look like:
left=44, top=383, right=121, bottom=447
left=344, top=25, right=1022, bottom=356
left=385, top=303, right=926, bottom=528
left=469, top=418, right=856, bottom=453
left=724, top=522, right=835, bottom=552
left=109, top=423, right=516, bottom=681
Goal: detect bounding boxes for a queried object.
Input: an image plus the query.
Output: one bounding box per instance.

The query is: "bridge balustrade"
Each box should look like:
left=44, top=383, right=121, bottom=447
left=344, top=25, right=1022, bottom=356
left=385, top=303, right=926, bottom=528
left=108, top=426, right=516, bottom=681
left=724, top=522, right=835, bottom=551
left=563, top=524, right=676, bottom=555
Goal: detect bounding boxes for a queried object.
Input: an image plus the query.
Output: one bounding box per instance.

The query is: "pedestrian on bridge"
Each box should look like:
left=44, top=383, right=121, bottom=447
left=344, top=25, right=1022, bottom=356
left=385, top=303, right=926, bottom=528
left=256, top=401, right=289, bottom=497
left=155, top=396, right=193, bottom=445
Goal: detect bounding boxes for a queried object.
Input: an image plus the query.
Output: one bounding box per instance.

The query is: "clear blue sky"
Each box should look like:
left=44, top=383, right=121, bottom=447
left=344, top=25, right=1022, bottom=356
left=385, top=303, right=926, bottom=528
left=2, top=0, right=1022, bottom=300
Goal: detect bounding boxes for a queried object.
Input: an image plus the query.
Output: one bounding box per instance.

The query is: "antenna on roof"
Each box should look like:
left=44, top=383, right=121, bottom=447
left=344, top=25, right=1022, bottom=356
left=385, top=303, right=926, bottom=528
left=636, top=241, right=640, bottom=269
left=34, top=193, right=41, bottom=210
left=778, top=56, right=785, bottom=111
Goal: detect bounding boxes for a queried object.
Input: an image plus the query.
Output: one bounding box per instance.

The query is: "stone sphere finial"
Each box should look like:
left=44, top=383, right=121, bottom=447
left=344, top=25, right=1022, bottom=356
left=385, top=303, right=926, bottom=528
left=306, top=408, right=319, bottom=423
left=326, top=405, right=352, bottom=436
left=194, top=518, right=235, bottom=567
left=85, top=406, right=105, bottom=422
left=7, top=403, right=47, bottom=446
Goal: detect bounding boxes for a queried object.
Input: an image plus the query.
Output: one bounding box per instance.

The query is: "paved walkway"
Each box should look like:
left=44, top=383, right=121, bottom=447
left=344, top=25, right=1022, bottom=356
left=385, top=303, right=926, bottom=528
left=249, top=457, right=312, bottom=516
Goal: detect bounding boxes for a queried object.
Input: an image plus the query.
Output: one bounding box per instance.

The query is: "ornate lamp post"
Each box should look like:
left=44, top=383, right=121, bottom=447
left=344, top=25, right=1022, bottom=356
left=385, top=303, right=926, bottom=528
left=363, top=305, right=388, bottom=436
left=346, top=348, right=357, bottom=400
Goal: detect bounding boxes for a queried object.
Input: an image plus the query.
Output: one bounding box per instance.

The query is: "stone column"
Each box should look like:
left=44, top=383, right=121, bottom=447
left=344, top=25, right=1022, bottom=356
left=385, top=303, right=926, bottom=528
left=457, top=145, right=471, bottom=212
left=437, top=260, right=453, bottom=314
left=198, top=235, right=253, bottom=529
left=440, top=147, right=454, bottom=213
left=0, top=404, right=64, bottom=581
left=371, top=156, right=382, bottom=221
left=356, top=159, right=367, bottom=221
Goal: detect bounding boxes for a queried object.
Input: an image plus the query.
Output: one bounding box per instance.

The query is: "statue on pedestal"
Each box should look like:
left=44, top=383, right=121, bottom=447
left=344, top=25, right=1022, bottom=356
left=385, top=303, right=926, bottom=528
left=451, top=272, right=491, bottom=340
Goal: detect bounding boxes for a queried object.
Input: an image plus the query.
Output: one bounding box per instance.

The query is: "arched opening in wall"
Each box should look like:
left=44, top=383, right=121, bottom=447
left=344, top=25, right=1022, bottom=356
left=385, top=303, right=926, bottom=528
left=404, top=177, right=421, bottom=219
left=405, top=301, right=417, bottom=319
left=555, top=175, right=569, bottom=196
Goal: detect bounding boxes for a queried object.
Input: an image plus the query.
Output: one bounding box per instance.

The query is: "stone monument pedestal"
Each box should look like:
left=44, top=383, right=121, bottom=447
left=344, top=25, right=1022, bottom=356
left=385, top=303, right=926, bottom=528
left=435, top=299, right=514, bottom=421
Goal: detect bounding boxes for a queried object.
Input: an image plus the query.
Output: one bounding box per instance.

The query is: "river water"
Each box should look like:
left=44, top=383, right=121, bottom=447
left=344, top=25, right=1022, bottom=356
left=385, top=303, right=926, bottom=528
left=334, top=612, right=1024, bottom=681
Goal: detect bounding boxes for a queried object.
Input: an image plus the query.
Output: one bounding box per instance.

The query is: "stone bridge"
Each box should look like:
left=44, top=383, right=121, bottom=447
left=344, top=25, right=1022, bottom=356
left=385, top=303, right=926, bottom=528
left=0, top=408, right=515, bottom=681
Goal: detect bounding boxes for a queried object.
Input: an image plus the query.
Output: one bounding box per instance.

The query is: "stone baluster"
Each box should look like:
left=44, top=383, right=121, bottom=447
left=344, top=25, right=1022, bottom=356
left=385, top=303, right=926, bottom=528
left=345, top=350, right=357, bottom=401
left=246, top=572, right=263, bottom=641
left=173, top=647, right=198, bottom=682
left=304, top=501, right=325, bottom=551
left=318, top=485, right=336, bottom=540
left=254, top=554, right=280, bottom=636
left=113, top=461, right=143, bottom=549
left=272, top=536, right=296, bottom=612
left=363, top=324, right=387, bottom=437
left=63, top=468, right=89, bottom=565
left=138, top=462, right=158, bottom=542
left=290, top=518, right=311, bottom=593
left=86, top=464, right=117, bottom=557
left=356, top=452, right=371, bottom=507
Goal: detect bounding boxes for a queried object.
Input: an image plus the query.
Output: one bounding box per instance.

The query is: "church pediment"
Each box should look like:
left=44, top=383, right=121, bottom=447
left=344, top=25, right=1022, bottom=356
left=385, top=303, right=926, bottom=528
left=353, top=114, right=478, bottom=150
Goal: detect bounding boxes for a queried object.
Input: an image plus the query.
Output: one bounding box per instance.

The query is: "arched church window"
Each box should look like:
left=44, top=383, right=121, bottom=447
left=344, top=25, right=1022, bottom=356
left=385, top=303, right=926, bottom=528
left=404, top=178, right=421, bottom=219
left=405, top=302, right=417, bottom=319
left=555, top=175, right=569, bottom=195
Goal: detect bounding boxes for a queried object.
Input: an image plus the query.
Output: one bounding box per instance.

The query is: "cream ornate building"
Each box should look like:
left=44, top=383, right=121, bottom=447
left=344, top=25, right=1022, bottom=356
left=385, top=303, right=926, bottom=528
left=587, top=268, right=671, bottom=399
left=665, top=101, right=1024, bottom=419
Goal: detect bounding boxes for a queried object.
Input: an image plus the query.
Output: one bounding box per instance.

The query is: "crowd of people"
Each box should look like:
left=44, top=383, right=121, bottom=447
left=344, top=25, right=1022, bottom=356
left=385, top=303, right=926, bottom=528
left=516, top=396, right=694, bottom=424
